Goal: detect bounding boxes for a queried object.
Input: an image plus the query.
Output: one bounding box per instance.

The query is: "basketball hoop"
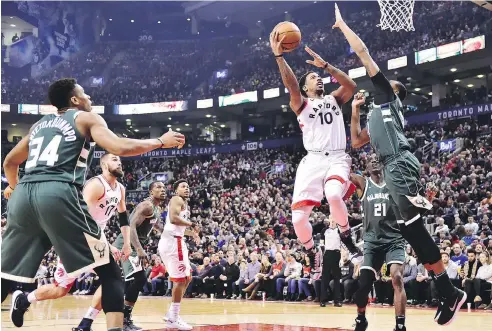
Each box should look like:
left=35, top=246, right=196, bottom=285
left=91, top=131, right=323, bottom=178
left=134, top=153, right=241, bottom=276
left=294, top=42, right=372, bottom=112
left=377, top=0, right=415, bottom=32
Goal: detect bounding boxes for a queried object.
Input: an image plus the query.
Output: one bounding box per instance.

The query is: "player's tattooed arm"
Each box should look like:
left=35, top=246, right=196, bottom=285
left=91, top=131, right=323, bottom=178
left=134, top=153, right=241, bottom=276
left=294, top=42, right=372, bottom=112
left=350, top=173, right=366, bottom=198
left=332, top=3, right=380, bottom=77
left=169, top=196, right=193, bottom=227
left=351, top=92, right=370, bottom=148
left=130, top=200, right=154, bottom=256
left=270, top=29, right=303, bottom=113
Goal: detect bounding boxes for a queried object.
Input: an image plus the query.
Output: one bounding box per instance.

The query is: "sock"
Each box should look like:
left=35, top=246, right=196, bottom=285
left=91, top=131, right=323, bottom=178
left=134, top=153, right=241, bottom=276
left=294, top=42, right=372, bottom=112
left=357, top=312, right=366, bottom=321
left=433, top=270, right=456, bottom=298
left=78, top=306, right=100, bottom=328
left=168, top=302, right=180, bottom=322
left=396, top=315, right=405, bottom=329
left=124, top=304, right=133, bottom=319
left=27, top=292, right=38, bottom=303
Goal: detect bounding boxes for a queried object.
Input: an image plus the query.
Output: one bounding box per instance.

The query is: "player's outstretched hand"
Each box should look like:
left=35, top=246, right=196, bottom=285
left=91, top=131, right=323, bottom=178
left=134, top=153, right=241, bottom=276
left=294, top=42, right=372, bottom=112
left=160, top=128, right=185, bottom=149
left=121, top=242, right=132, bottom=262
left=137, top=249, right=148, bottom=266
left=332, top=3, right=344, bottom=29
left=352, top=91, right=366, bottom=107
left=269, top=30, right=286, bottom=57
left=305, top=46, right=327, bottom=68
left=3, top=186, right=13, bottom=199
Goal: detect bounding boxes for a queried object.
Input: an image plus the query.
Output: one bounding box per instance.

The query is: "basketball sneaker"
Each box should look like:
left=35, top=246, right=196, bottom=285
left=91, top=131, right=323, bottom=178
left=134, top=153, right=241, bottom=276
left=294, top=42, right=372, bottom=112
left=434, top=289, right=467, bottom=326
left=166, top=316, right=193, bottom=330
left=10, top=290, right=31, bottom=327
left=124, top=316, right=142, bottom=331
left=72, top=328, right=92, bottom=331
left=353, top=317, right=368, bottom=331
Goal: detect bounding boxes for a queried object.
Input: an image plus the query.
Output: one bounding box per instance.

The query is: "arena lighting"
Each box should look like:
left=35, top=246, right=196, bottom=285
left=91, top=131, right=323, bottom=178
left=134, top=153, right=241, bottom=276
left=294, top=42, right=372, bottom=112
left=185, top=123, right=190, bottom=126
left=359, top=89, right=366, bottom=92
left=109, top=18, right=112, bottom=21
left=206, top=114, right=212, bottom=118
left=11, top=123, right=16, bottom=126
left=134, top=129, right=139, bottom=132
left=257, top=20, right=261, bottom=23
left=284, top=11, right=288, bottom=13
left=157, top=21, right=161, bottom=24
left=450, top=68, right=457, bottom=72
left=130, top=19, right=134, bottom=23
left=414, top=88, right=421, bottom=92
left=176, top=128, right=181, bottom=131
left=187, top=18, right=191, bottom=21
left=428, top=92, right=433, bottom=96
left=167, top=124, right=171, bottom=128
left=467, top=84, right=474, bottom=88
left=214, top=121, right=217, bottom=124
left=10, top=24, right=15, bottom=27
left=477, top=74, right=484, bottom=78
left=220, top=124, right=226, bottom=128
left=453, top=79, right=460, bottom=83
left=168, top=117, right=172, bottom=120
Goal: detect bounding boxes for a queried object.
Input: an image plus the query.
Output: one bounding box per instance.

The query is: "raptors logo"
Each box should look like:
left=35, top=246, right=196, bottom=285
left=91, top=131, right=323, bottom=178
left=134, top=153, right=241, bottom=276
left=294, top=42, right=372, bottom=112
left=178, top=264, right=186, bottom=272
left=56, top=267, right=65, bottom=278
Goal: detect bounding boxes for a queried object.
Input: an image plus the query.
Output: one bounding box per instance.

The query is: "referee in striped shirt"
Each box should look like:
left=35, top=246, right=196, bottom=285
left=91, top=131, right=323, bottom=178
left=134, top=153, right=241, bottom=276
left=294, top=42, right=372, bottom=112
left=320, top=216, right=342, bottom=307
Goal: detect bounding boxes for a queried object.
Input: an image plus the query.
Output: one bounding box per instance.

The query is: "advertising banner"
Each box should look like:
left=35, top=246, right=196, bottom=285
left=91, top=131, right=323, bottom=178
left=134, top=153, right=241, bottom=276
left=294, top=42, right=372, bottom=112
left=1, top=104, right=10, bottom=112
left=348, top=66, right=366, bottom=79
left=462, top=35, right=485, bottom=53
left=18, top=104, right=104, bottom=115
left=263, top=88, right=280, bottom=99
left=219, top=91, right=258, bottom=107
left=436, top=41, right=462, bottom=59
left=114, top=101, right=188, bottom=114
left=197, top=98, right=213, bottom=109
left=438, top=139, right=456, bottom=152
left=415, top=47, right=437, bottom=64
left=94, top=137, right=302, bottom=159
left=387, top=55, right=407, bottom=70
left=405, top=102, right=492, bottom=125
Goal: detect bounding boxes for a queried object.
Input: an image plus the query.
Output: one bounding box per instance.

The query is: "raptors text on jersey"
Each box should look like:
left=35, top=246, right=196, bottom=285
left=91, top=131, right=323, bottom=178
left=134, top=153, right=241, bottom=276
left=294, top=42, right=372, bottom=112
left=297, top=95, right=346, bottom=152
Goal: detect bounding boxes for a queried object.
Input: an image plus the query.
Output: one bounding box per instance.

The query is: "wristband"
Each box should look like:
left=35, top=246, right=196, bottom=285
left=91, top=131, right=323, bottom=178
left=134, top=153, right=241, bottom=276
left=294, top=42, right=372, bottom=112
left=118, top=211, right=129, bottom=227
left=275, top=54, right=283, bottom=58
left=157, top=137, right=164, bottom=148
left=323, top=62, right=329, bottom=69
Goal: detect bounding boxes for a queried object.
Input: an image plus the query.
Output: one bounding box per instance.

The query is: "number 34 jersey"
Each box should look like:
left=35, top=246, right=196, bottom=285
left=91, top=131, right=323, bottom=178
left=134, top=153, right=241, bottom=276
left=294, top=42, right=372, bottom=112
left=86, top=175, right=123, bottom=230
left=20, top=109, right=95, bottom=188
left=361, top=178, right=403, bottom=245
left=297, top=95, right=346, bottom=152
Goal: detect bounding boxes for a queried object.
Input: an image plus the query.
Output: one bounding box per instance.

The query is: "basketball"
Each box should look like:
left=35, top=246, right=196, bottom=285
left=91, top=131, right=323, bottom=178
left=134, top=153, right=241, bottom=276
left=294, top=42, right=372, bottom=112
left=275, top=21, right=301, bottom=52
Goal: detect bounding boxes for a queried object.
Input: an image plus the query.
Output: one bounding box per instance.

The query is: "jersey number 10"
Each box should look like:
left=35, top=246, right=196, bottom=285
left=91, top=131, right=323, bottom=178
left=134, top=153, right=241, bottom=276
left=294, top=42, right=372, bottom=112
left=318, top=112, right=333, bottom=125
left=374, top=203, right=387, bottom=217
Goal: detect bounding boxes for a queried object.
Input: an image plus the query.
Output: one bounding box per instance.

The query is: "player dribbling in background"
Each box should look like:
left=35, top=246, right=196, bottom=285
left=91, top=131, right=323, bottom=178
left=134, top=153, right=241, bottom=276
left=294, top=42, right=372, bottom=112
left=270, top=26, right=361, bottom=263
left=159, top=179, right=200, bottom=331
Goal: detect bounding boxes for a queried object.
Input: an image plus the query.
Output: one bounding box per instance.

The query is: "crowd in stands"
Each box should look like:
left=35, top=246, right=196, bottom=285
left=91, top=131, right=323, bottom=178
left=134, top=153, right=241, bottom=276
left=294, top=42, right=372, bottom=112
left=2, top=114, right=491, bottom=309
left=2, top=1, right=490, bottom=106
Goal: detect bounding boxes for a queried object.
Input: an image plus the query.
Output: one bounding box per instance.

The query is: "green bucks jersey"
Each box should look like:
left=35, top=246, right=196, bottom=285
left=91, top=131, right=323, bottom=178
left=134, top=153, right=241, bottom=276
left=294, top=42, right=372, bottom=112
left=21, top=109, right=95, bottom=187
left=361, top=178, right=402, bottom=244
left=366, top=98, right=411, bottom=160
left=117, top=200, right=161, bottom=247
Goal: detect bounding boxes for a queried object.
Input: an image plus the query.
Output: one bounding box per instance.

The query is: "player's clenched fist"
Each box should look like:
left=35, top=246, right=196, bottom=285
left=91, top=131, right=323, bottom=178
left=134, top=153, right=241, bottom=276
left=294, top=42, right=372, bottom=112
left=352, top=92, right=366, bottom=107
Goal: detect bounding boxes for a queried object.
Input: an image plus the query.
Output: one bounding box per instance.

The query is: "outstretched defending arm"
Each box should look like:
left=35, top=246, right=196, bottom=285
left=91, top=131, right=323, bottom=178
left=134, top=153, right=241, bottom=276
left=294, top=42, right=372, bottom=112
left=270, top=30, right=304, bottom=114
left=305, top=46, right=356, bottom=105
left=350, top=173, right=367, bottom=199
left=129, top=200, right=155, bottom=265
left=351, top=92, right=370, bottom=148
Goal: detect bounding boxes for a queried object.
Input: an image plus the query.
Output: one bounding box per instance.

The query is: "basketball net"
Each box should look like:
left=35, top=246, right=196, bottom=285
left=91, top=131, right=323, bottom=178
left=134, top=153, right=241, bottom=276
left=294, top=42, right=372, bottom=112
left=377, top=0, right=415, bottom=32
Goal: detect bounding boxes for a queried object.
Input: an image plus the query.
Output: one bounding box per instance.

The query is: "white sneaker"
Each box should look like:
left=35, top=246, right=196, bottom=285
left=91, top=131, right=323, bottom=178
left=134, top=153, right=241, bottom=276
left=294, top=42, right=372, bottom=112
left=73, top=290, right=80, bottom=295
left=166, top=317, right=192, bottom=330
left=162, top=312, right=171, bottom=322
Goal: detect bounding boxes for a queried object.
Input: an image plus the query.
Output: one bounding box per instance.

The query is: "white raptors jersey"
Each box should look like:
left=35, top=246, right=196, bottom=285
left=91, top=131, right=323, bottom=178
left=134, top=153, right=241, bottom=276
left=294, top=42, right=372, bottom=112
left=87, top=175, right=122, bottom=230
left=297, top=95, right=346, bottom=151
left=163, top=200, right=190, bottom=237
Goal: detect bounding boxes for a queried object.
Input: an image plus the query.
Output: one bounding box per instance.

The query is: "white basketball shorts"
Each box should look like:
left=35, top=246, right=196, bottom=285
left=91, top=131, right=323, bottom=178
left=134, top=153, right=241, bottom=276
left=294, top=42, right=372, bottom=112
left=292, top=151, right=352, bottom=210
left=158, top=232, right=191, bottom=282
left=53, top=260, right=77, bottom=289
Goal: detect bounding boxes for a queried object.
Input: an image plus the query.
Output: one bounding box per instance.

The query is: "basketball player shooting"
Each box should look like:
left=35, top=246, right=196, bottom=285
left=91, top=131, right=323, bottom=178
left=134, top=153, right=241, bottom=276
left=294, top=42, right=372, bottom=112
left=159, top=179, right=200, bottom=330
left=333, top=3, right=466, bottom=325
left=270, top=28, right=361, bottom=263
left=7, top=153, right=131, bottom=329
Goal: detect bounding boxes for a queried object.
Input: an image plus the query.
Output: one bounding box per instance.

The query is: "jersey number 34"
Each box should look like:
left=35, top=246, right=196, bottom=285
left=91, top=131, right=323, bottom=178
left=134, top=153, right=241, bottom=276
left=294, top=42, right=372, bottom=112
left=25, top=135, right=62, bottom=169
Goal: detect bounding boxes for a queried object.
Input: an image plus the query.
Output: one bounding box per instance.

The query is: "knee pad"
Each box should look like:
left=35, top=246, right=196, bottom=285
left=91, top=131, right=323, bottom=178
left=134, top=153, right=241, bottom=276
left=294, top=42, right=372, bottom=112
left=125, top=271, right=146, bottom=303
left=324, top=180, right=344, bottom=204
left=355, top=269, right=375, bottom=308
left=95, top=258, right=124, bottom=313
left=400, top=219, right=440, bottom=265
left=292, top=206, right=314, bottom=246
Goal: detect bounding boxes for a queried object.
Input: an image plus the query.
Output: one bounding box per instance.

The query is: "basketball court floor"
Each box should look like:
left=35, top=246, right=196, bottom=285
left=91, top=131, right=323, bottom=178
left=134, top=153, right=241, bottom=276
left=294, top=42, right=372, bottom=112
left=1, top=295, right=491, bottom=331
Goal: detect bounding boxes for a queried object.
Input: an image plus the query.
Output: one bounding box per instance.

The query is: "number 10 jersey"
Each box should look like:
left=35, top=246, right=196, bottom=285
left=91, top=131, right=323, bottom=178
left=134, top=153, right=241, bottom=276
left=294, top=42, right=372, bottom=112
left=297, top=95, right=346, bottom=152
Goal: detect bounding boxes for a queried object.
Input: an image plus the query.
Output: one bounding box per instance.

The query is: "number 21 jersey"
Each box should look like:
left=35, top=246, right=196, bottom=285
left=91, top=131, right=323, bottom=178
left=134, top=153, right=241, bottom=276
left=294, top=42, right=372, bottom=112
left=21, top=109, right=95, bottom=187
left=297, top=95, right=346, bottom=152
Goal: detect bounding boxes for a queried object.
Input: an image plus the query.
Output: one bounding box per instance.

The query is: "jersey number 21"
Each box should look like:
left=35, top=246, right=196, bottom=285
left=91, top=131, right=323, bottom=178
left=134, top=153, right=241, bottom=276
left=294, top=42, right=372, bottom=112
left=374, top=203, right=387, bottom=217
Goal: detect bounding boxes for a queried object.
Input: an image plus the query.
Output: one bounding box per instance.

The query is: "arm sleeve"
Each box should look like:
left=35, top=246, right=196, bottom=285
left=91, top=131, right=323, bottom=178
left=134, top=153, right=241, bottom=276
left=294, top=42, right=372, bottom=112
left=371, top=71, right=396, bottom=105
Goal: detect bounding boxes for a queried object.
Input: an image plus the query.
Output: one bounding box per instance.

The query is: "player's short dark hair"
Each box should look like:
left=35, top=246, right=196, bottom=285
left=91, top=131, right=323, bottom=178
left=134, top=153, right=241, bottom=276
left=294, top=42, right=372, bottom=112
left=173, top=179, right=188, bottom=191
left=149, top=181, right=163, bottom=191
left=48, top=78, right=77, bottom=110
left=394, top=80, right=407, bottom=102
left=298, top=71, right=314, bottom=98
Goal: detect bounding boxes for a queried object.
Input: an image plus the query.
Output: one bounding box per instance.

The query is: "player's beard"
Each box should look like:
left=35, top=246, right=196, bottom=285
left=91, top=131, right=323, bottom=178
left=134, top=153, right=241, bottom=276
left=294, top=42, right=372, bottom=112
left=109, top=167, right=124, bottom=178
left=315, top=88, right=324, bottom=96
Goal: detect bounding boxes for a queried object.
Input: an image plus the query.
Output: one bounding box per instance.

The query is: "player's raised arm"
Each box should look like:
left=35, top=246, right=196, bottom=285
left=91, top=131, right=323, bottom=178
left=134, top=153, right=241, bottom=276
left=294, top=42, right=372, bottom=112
left=129, top=200, right=154, bottom=264
left=270, top=30, right=304, bottom=114
left=3, top=135, right=29, bottom=198
left=77, top=112, right=185, bottom=157
left=351, top=92, right=370, bottom=148
left=169, top=196, right=193, bottom=227
left=305, top=46, right=356, bottom=105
